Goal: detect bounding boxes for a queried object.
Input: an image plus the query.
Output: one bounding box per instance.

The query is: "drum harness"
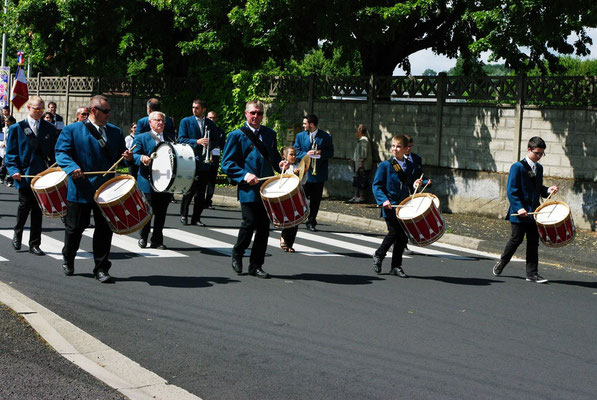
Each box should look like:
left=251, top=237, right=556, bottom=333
left=236, top=125, right=279, bottom=182
left=19, top=120, right=54, bottom=172
left=390, top=157, right=414, bottom=199
left=82, top=119, right=115, bottom=166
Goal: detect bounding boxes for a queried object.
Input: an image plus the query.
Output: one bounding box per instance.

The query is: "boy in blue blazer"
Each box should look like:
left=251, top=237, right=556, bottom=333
left=493, top=137, right=558, bottom=283
left=372, top=135, right=423, bottom=278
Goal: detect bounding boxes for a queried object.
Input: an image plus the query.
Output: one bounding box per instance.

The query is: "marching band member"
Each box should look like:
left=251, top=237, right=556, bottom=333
left=372, top=135, right=422, bottom=278
left=280, top=146, right=300, bottom=253
left=493, top=136, right=559, bottom=283
left=221, top=100, right=284, bottom=278
left=294, top=114, right=334, bottom=232
left=56, top=95, right=133, bottom=283
left=6, top=96, right=58, bottom=256
left=133, top=111, right=175, bottom=250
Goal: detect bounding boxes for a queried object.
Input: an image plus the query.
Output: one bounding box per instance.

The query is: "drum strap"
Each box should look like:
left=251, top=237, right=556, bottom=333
left=239, top=125, right=278, bottom=171
left=83, top=119, right=114, bottom=164
left=519, top=159, right=540, bottom=192
left=390, top=158, right=410, bottom=189
left=19, top=120, right=50, bottom=169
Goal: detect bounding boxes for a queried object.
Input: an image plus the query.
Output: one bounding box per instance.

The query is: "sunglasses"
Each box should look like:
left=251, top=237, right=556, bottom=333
left=30, top=106, right=44, bottom=111
left=94, top=107, right=111, bottom=114
left=80, top=112, right=89, bottom=116
left=248, top=111, right=264, bottom=116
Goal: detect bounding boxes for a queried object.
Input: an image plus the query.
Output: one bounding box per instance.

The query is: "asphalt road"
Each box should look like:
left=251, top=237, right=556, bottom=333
left=0, top=185, right=596, bottom=399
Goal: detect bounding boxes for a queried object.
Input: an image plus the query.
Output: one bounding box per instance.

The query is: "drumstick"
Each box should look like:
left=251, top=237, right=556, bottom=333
left=104, top=144, right=136, bottom=177
left=510, top=211, right=550, bottom=216
left=258, top=175, right=277, bottom=181
left=410, top=173, right=425, bottom=200
left=83, top=171, right=118, bottom=175
left=278, top=164, right=287, bottom=187
left=419, top=180, right=431, bottom=194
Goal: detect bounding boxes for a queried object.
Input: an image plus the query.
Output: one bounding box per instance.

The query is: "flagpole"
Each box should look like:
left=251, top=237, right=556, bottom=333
left=1, top=0, right=7, bottom=68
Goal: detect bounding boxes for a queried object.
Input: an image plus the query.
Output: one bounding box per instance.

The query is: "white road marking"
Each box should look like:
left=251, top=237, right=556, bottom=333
left=162, top=228, right=248, bottom=256
left=83, top=229, right=187, bottom=258
left=0, top=229, right=93, bottom=260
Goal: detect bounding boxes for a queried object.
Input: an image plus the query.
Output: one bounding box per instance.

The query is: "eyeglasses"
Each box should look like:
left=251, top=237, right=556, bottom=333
left=80, top=112, right=89, bottom=116
left=248, top=111, right=264, bottom=116
left=29, top=106, right=44, bottom=111
left=531, top=151, right=546, bottom=157
left=151, top=119, right=165, bottom=123
left=94, top=107, right=111, bottom=114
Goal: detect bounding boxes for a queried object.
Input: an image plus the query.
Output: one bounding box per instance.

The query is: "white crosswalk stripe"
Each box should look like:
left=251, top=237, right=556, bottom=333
left=162, top=228, right=250, bottom=256
left=83, top=229, right=187, bottom=258
left=296, top=230, right=405, bottom=257
left=0, top=229, right=93, bottom=260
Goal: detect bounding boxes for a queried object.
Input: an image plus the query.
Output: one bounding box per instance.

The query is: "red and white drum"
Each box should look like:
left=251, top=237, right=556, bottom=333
left=94, top=175, right=152, bottom=234
left=260, top=174, right=309, bottom=228
left=30, top=167, right=68, bottom=218
left=534, top=201, right=575, bottom=247
left=397, top=193, right=445, bottom=246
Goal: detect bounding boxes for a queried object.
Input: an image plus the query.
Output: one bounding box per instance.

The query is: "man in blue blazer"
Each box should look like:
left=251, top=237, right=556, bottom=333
left=221, top=100, right=283, bottom=278
left=55, top=95, right=133, bottom=283
left=294, top=114, right=334, bottom=231
left=6, top=96, right=58, bottom=256
left=493, top=136, right=558, bottom=283
left=132, top=111, right=175, bottom=249
left=371, top=135, right=422, bottom=278
left=178, top=99, right=223, bottom=226
left=135, top=98, right=176, bottom=137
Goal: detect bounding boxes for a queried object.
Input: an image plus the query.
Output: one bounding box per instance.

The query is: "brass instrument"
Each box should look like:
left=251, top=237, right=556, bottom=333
left=312, top=143, right=318, bottom=176
left=202, top=125, right=212, bottom=163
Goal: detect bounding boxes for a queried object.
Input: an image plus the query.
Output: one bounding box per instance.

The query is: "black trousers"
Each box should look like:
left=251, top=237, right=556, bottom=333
left=62, top=201, right=113, bottom=274
left=233, top=201, right=270, bottom=267
left=15, top=186, right=43, bottom=246
left=140, top=191, right=173, bottom=245
left=500, top=222, right=540, bottom=276
left=205, top=161, right=219, bottom=207
left=281, top=226, right=299, bottom=247
left=180, top=170, right=210, bottom=222
left=304, top=181, right=324, bottom=227
left=375, top=213, right=408, bottom=268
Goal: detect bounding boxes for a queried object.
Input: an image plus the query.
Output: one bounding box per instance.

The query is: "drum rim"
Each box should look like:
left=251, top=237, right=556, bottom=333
left=149, top=142, right=177, bottom=193
left=260, top=174, right=301, bottom=201
left=396, top=193, right=440, bottom=220
left=534, top=200, right=571, bottom=225
left=31, top=167, right=67, bottom=190
left=94, top=174, right=136, bottom=205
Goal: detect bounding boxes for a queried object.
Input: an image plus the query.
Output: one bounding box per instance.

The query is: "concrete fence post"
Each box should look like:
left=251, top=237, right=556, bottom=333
left=513, top=74, right=527, bottom=161
left=435, top=72, right=447, bottom=166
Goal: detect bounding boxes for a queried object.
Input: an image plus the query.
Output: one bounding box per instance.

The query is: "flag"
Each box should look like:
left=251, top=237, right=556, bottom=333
left=11, top=51, right=28, bottom=111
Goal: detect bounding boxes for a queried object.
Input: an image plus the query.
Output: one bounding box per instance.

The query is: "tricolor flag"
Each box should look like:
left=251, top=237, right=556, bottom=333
left=11, top=51, right=28, bottom=111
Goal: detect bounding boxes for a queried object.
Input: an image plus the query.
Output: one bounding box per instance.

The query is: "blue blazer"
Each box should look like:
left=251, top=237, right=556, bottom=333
left=6, top=119, right=58, bottom=189
left=221, top=124, right=281, bottom=203
left=135, top=116, right=176, bottom=137
left=55, top=121, right=128, bottom=203
left=506, top=160, right=549, bottom=224
left=408, top=152, right=430, bottom=186
left=294, top=129, right=334, bottom=183
left=132, top=131, right=175, bottom=193
left=177, top=116, right=224, bottom=172
left=372, top=158, right=416, bottom=218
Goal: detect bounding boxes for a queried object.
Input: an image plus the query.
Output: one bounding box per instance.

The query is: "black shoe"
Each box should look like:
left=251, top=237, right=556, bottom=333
left=249, top=265, right=270, bottom=279
left=150, top=243, right=167, bottom=250
left=95, top=270, right=114, bottom=283
left=403, top=249, right=414, bottom=256
left=180, top=217, right=188, bottom=225
left=373, top=254, right=383, bottom=274
left=191, top=220, right=206, bottom=227
left=208, top=205, right=215, bottom=210
left=492, top=261, right=506, bottom=277
left=12, top=234, right=21, bottom=250
left=526, top=274, right=548, bottom=283
left=232, top=257, right=243, bottom=274
left=138, top=238, right=147, bottom=248
left=306, top=224, right=317, bottom=232
left=62, top=261, right=74, bottom=276
left=29, top=246, right=45, bottom=256
left=389, top=267, right=408, bottom=278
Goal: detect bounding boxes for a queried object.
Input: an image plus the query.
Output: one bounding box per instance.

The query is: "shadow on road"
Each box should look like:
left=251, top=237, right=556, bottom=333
left=411, top=275, right=501, bottom=286
left=272, top=273, right=384, bottom=285
left=76, top=273, right=239, bottom=287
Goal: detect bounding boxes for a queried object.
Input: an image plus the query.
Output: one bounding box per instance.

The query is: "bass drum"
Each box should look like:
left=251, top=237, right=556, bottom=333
left=150, top=142, right=196, bottom=195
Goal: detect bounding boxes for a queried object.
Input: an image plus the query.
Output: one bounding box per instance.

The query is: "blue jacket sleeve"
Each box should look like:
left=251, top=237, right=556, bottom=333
left=55, top=127, right=80, bottom=175
left=221, top=131, right=246, bottom=184
left=372, top=163, right=389, bottom=206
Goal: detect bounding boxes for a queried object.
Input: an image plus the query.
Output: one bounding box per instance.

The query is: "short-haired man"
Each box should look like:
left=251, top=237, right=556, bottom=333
left=135, top=98, right=176, bottom=137
left=75, top=106, right=90, bottom=122
left=221, top=100, right=284, bottom=278
left=205, top=110, right=220, bottom=209
left=5, top=96, right=58, bottom=256
left=133, top=111, right=175, bottom=249
left=178, top=99, right=224, bottom=226
left=493, top=136, right=559, bottom=283
left=294, top=113, right=334, bottom=231
left=371, top=135, right=423, bottom=278
left=47, top=101, right=63, bottom=122
left=56, top=95, right=133, bottom=283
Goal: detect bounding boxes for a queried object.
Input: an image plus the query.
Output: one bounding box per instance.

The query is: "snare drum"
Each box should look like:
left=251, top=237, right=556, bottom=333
left=94, top=175, right=152, bottom=234
left=397, top=193, right=445, bottom=246
left=260, top=174, right=309, bottom=228
left=150, top=142, right=196, bottom=194
left=534, top=201, right=575, bottom=247
left=30, top=167, right=68, bottom=218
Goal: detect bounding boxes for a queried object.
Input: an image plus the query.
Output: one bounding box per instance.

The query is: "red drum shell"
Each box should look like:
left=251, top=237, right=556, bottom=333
left=260, top=174, right=310, bottom=229
left=534, top=201, right=575, bottom=248
left=396, top=193, right=445, bottom=246
left=30, top=167, right=68, bottom=218
left=94, top=175, right=152, bottom=234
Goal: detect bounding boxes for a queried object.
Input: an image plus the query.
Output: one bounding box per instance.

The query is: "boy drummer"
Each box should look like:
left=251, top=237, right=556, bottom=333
left=372, top=135, right=423, bottom=278
left=493, top=136, right=558, bottom=283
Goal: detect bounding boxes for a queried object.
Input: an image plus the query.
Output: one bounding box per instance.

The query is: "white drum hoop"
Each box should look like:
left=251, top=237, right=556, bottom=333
left=150, top=142, right=196, bottom=194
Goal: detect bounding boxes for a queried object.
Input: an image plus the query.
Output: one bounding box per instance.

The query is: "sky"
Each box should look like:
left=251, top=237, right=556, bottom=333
left=396, top=28, right=597, bottom=75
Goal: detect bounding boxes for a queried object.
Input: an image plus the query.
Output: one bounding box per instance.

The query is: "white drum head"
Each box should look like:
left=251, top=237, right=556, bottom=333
left=151, top=143, right=174, bottom=192
left=97, top=178, right=135, bottom=203
left=536, top=203, right=569, bottom=225
left=262, top=176, right=299, bottom=198
left=398, top=196, right=433, bottom=219
left=33, top=170, right=66, bottom=189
